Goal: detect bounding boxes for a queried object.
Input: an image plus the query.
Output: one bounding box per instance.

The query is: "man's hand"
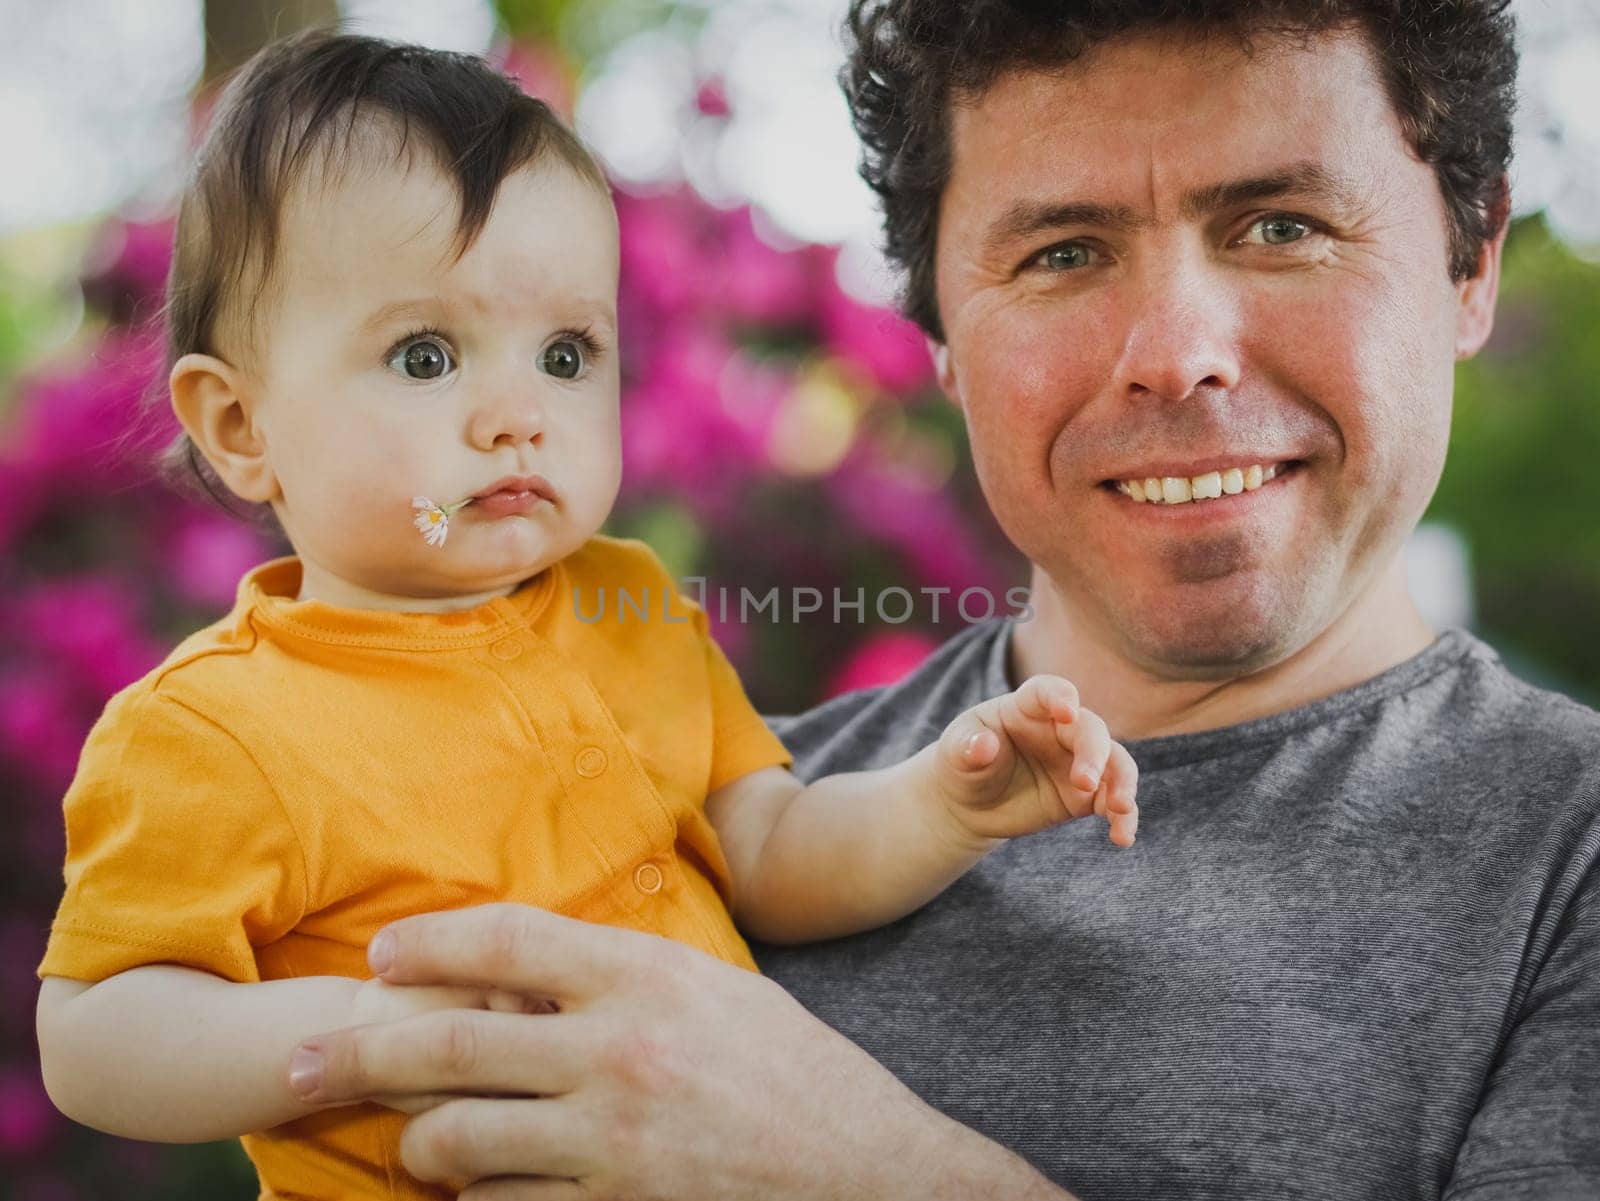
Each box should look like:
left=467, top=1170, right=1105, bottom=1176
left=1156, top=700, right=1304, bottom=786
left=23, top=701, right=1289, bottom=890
left=933, top=674, right=1140, bottom=846
left=287, top=904, right=1072, bottom=1200
left=341, top=977, right=550, bottom=1115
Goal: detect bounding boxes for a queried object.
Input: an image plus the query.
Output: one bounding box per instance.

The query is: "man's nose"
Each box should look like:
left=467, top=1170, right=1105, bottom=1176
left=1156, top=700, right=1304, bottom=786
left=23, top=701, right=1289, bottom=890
left=1110, top=259, right=1242, bottom=402
left=467, top=385, right=545, bottom=451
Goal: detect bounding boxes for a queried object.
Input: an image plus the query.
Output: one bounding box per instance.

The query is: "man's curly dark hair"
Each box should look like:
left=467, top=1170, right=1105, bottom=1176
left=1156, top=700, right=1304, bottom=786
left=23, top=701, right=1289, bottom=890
left=841, top=1, right=1518, bottom=340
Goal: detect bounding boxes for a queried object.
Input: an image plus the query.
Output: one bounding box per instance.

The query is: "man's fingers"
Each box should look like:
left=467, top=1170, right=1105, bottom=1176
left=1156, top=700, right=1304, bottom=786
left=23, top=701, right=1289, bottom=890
left=401, top=1095, right=589, bottom=1185
left=461, top=1180, right=587, bottom=1201
left=372, top=903, right=639, bottom=1000
left=379, top=1090, right=464, bottom=1115
left=293, top=1009, right=583, bottom=1104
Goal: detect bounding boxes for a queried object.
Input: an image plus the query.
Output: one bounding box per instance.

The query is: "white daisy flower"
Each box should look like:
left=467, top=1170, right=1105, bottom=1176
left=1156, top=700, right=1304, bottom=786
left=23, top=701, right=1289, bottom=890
left=412, top=496, right=454, bottom=547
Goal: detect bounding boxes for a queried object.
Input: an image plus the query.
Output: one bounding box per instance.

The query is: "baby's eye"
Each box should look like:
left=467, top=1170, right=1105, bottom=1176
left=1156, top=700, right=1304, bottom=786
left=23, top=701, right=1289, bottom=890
left=540, top=338, right=587, bottom=380
left=387, top=336, right=454, bottom=381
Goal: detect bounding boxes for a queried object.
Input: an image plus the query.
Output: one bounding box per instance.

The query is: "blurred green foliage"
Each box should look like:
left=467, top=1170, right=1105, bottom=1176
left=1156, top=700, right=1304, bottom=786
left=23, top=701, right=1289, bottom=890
left=1430, top=213, right=1600, bottom=702
left=497, top=0, right=707, bottom=63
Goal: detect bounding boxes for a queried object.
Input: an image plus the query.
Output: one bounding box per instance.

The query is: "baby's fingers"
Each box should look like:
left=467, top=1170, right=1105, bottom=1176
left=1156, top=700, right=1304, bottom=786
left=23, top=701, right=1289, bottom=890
left=1092, top=742, right=1140, bottom=847
left=1011, top=674, right=1080, bottom=725
left=1100, top=741, right=1139, bottom=814
left=1056, top=705, right=1112, bottom=794
left=938, top=708, right=1005, bottom=775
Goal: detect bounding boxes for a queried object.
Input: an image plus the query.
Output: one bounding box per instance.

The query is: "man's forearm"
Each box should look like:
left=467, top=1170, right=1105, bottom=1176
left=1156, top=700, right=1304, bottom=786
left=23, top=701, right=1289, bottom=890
left=899, top=1107, right=1080, bottom=1201
left=732, top=747, right=1001, bottom=944
left=38, top=966, right=361, bottom=1142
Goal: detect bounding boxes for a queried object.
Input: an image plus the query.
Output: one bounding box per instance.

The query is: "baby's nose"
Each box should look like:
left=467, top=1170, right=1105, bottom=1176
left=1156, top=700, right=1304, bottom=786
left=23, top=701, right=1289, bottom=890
left=470, top=392, right=544, bottom=449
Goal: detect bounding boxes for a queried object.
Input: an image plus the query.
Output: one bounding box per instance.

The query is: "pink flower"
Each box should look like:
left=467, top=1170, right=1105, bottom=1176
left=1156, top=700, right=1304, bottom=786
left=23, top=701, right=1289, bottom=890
left=83, top=218, right=176, bottom=307
left=829, top=449, right=1006, bottom=596
left=715, top=208, right=816, bottom=327
left=621, top=333, right=785, bottom=513
left=0, top=670, right=94, bottom=795
left=166, top=511, right=275, bottom=608
left=0, top=1069, right=57, bottom=1160
left=4, top=328, right=171, bottom=489
left=695, top=78, right=731, bottom=117
left=8, top=577, right=165, bottom=699
left=817, top=267, right=933, bottom=395
left=618, top=190, right=714, bottom=316
left=824, top=631, right=938, bottom=698
left=0, top=460, right=48, bottom=558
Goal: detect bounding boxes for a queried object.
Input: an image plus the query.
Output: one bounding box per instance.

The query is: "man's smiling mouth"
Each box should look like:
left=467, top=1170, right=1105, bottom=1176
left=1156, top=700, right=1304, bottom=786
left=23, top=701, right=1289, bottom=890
left=1101, top=460, right=1304, bottom=506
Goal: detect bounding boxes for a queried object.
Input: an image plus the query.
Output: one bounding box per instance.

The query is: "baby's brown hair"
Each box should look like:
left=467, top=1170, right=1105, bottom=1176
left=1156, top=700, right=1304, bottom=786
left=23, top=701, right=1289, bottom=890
left=160, top=28, right=607, bottom=507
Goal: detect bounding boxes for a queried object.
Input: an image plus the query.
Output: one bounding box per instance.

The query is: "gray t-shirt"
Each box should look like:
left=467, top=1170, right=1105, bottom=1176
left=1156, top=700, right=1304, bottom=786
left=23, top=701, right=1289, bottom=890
left=753, top=623, right=1600, bottom=1201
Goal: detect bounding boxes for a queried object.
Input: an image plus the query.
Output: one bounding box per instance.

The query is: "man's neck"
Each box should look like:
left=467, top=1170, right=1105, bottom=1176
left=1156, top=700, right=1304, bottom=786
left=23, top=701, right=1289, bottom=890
left=1010, top=555, right=1437, bottom=741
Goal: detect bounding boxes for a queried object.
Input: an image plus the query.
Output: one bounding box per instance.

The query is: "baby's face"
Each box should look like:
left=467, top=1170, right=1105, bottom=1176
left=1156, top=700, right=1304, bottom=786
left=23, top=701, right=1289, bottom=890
left=249, top=157, right=621, bottom=607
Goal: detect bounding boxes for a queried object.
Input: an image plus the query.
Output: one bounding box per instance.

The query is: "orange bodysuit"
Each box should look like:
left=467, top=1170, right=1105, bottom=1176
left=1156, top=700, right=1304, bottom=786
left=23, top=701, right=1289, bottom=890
left=38, top=535, right=791, bottom=1199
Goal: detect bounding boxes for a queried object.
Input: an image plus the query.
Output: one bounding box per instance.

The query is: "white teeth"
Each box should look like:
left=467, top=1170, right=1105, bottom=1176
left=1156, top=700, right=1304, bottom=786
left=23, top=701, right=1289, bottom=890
left=1116, top=461, right=1291, bottom=505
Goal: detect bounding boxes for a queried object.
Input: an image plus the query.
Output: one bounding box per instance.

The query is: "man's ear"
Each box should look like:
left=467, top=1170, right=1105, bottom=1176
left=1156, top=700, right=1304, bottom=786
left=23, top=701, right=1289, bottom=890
left=169, top=353, right=280, bottom=504
left=930, top=338, right=963, bottom=413
left=1455, top=179, right=1510, bottom=360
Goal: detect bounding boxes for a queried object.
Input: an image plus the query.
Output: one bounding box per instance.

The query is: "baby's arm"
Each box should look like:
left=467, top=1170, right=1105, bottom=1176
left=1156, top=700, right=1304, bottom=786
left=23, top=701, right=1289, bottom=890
left=707, top=675, right=1138, bottom=945
left=36, top=966, right=519, bottom=1141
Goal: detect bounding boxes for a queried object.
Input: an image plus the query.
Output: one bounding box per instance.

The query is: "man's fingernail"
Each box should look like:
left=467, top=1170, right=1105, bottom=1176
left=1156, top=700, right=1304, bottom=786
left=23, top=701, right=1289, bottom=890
left=289, top=1046, right=324, bottom=1100
left=369, top=930, right=396, bottom=974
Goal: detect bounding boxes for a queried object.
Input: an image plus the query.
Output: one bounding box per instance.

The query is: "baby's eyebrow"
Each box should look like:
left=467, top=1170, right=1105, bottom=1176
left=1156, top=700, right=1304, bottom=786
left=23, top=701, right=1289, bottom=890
left=354, top=293, right=619, bottom=338
left=355, top=298, right=449, bottom=337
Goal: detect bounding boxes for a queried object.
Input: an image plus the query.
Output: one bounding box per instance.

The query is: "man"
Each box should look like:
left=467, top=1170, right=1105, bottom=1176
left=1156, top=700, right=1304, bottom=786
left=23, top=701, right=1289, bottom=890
left=285, top=2, right=1600, bottom=1197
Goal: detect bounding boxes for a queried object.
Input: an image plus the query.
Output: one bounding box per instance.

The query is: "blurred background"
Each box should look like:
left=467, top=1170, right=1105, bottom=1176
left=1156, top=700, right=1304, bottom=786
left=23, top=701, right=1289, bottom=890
left=0, top=0, right=1596, bottom=1194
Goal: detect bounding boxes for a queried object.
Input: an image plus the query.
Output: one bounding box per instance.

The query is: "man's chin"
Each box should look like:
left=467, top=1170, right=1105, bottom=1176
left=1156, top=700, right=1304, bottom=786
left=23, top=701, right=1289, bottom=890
left=1112, top=586, right=1303, bottom=680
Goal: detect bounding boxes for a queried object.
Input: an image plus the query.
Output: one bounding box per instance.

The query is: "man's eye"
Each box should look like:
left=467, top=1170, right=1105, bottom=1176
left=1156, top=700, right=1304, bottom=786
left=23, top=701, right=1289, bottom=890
left=1037, top=243, right=1096, bottom=271
left=387, top=337, right=454, bottom=380
left=1244, top=215, right=1313, bottom=246
left=540, top=338, right=587, bottom=380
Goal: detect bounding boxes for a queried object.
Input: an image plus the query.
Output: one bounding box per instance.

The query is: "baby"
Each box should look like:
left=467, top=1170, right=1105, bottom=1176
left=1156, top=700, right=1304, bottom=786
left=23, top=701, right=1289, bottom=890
left=34, top=30, right=1139, bottom=1201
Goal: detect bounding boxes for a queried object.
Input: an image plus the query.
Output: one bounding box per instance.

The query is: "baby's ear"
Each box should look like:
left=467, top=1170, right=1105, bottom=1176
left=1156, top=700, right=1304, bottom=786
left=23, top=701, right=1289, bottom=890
left=169, top=353, right=280, bottom=504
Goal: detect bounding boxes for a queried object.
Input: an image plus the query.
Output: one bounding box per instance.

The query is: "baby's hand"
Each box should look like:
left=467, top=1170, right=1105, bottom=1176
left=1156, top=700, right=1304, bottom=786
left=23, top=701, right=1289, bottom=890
left=348, top=978, right=555, bottom=1115
left=932, top=674, right=1139, bottom=847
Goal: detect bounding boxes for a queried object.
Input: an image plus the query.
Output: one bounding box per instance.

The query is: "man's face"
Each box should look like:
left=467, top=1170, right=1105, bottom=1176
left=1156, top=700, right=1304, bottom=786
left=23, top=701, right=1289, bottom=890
left=934, top=28, right=1500, bottom=677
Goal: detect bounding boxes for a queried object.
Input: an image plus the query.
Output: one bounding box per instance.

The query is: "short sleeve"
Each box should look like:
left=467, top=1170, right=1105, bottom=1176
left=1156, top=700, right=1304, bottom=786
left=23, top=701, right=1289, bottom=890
left=36, top=688, right=307, bottom=985
left=1442, top=852, right=1600, bottom=1199
left=690, top=602, right=792, bottom=793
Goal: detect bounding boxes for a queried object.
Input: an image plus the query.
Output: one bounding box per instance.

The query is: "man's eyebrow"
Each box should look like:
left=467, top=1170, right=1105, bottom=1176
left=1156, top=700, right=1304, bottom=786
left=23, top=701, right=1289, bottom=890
left=1177, top=161, right=1358, bottom=220
left=982, top=201, right=1149, bottom=256
left=982, top=162, right=1359, bottom=256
